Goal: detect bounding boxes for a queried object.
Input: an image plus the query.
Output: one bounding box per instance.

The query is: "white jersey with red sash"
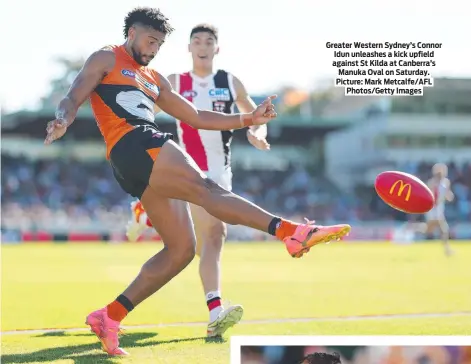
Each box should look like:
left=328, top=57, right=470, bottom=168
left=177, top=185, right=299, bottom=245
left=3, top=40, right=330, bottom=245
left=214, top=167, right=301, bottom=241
left=174, top=70, right=236, bottom=189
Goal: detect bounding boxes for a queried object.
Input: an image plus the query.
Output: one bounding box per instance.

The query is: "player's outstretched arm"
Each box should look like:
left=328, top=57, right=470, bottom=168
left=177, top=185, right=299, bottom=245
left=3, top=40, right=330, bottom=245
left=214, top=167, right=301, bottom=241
left=44, top=49, right=115, bottom=144
left=155, top=74, right=277, bottom=131
left=232, top=75, right=270, bottom=150
left=233, top=76, right=267, bottom=133
left=152, top=73, right=177, bottom=114
left=445, top=178, right=455, bottom=201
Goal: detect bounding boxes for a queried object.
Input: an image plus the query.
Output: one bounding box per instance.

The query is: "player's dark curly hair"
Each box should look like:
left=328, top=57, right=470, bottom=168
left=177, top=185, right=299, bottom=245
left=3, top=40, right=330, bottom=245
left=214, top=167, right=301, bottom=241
left=297, top=352, right=342, bottom=364
left=190, top=23, right=219, bottom=41
left=123, top=7, right=175, bottom=38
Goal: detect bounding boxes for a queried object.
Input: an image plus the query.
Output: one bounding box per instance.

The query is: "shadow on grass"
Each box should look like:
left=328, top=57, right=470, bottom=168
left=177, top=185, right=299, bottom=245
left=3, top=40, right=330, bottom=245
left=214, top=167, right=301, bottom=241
left=35, top=330, right=73, bottom=337
left=1, top=331, right=223, bottom=363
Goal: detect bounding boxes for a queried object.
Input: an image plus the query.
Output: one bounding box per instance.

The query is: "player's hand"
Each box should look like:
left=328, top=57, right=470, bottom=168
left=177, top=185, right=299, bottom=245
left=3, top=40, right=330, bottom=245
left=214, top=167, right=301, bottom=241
left=247, top=128, right=270, bottom=150
left=44, top=119, right=68, bottom=145
left=446, top=191, right=454, bottom=202
left=251, top=95, right=277, bottom=125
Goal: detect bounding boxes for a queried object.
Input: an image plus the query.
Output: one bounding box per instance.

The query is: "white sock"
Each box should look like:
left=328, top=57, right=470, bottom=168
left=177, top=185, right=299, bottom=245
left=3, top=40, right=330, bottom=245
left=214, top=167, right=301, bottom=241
left=206, top=290, right=223, bottom=322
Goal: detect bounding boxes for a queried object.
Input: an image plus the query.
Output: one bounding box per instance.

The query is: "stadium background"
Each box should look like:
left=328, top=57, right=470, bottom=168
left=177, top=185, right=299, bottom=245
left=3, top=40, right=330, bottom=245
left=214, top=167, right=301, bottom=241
left=1, top=60, right=471, bottom=243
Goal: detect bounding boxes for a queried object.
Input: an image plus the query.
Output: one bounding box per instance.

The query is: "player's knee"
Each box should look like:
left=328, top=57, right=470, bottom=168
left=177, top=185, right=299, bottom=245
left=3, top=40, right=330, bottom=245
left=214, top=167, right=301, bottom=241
left=141, top=239, right=195, bottom=277
left=205, top=220, right=226, bottom=247
left=440, top=224, right=449, bottom=234
left=172, top=237, right=196, bottom=265
left=213, top=220, right=227, bottom=240
left=161, top=236, right=196, bottom=267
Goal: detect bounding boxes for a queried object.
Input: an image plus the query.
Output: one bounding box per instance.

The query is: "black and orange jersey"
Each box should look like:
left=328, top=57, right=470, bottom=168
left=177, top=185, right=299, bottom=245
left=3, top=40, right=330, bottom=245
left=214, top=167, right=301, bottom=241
left=90, top=45, right=161, bottom=158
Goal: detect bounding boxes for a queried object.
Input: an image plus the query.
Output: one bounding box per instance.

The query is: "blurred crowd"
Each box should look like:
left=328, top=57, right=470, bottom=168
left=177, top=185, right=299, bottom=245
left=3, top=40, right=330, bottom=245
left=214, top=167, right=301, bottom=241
left=1, top=155, right=129, bottom=234
left=241, top=345, right=471, bottom=364
left=1, top=154, right=470, bottom=237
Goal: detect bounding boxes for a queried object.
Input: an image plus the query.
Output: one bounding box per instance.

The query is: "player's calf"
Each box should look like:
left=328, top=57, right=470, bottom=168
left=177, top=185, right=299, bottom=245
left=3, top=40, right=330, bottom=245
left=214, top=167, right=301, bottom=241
left=438, top=220, right=453, bottom=255
left=133, top=233, right=196, bottom=305
left=438, top=220, right=449, bottom=237
left=190, top=177, right=275, bottom=230
left=198, top=217, right=226, bottom=321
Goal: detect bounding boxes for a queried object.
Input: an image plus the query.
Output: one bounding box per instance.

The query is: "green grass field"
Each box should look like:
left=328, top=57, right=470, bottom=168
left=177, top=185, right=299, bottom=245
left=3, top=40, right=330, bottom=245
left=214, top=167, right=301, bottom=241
left=2, top=241, right=471, bottom=363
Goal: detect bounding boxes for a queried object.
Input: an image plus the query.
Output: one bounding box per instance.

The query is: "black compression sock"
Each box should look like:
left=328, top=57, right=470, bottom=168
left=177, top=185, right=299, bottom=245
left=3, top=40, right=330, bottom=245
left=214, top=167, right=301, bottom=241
left=268, top=217, right=282, bottom=236
left=116, top=294, right=135, bottom=312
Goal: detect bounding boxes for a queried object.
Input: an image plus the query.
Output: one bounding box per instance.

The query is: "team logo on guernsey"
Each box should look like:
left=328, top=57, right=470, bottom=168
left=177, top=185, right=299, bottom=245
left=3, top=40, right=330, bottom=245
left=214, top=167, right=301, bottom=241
left=121, top=69, right=136, bottom=78
left=136, top=75, right=160, bottom=95
left=135, top=125, right=161, bottom=137
left=209, top=88, right=230, bottom=101
left=213, top=102, right=225, bottom=112
left=182, top=90, right=198, bottom=99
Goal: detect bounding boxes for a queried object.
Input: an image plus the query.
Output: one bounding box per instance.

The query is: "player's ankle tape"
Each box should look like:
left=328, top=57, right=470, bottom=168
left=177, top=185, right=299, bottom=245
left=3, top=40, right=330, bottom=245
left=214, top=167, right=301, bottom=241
left=117, top=294, right=135, bottom=312
left=268, top=217, right=282, bottom=236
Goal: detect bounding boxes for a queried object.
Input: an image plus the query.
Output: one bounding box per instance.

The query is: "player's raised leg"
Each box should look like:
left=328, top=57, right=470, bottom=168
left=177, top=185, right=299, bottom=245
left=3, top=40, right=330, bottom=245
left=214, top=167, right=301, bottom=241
left=149, top=140, right=351, bottom=258
left=86, top=189, right=197, bottom=355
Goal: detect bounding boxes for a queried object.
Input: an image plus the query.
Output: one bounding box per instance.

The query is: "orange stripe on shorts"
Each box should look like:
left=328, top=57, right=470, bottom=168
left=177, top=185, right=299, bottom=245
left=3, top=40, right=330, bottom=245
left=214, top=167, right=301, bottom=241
left=146, top=148, right=161, bottom=161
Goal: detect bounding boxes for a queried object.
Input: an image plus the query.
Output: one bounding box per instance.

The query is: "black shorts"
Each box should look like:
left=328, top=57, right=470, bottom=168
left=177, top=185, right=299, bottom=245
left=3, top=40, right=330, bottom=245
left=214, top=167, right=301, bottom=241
left=109, top=125, right=173, bottom=199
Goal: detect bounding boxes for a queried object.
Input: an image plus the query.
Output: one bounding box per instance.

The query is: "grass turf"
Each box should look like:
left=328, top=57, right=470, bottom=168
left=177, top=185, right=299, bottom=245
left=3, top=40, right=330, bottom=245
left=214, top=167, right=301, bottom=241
left=2, top=241, right=470, bottom=363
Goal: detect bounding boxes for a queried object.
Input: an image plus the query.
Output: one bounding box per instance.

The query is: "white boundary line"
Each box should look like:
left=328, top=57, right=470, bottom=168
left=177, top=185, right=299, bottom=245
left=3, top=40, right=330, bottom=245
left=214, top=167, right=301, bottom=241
left=1, top=311, right=470, bottom=336
left=230, top=336, right=471, bottom=364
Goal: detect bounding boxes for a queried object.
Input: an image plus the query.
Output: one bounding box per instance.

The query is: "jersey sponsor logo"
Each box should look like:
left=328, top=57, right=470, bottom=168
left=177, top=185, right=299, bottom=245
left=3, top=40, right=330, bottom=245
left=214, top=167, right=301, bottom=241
left=121, top=69, right=136, bottom=78
left=122, top=70, right=159, bottom=96
left=209, top=88, right=230, bottom=101
left=182, top=90, right=198, bottom=99
left=213, top=101, right=226, bottom=112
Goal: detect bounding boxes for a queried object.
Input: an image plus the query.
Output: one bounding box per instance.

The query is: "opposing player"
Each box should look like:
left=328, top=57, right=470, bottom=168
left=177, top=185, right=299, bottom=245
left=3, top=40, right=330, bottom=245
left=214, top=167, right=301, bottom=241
left=125, top=24, right=270, bottom=337
left=425, top=163, right=454, bottom=255
left=44, top=7, right=351, bottom=356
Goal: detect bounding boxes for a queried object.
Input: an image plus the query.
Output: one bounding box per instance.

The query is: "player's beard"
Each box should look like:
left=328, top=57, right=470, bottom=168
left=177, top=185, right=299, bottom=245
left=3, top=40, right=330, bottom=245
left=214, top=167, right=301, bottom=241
left=131, top=47, right=151, bottom=66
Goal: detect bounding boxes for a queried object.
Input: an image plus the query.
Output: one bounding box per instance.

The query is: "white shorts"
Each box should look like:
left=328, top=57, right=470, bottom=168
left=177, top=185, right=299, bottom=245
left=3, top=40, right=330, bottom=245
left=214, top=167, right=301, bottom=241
left=425, top=206, right=445, bottom=221
left=205, top=168, right=233, bottom=191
